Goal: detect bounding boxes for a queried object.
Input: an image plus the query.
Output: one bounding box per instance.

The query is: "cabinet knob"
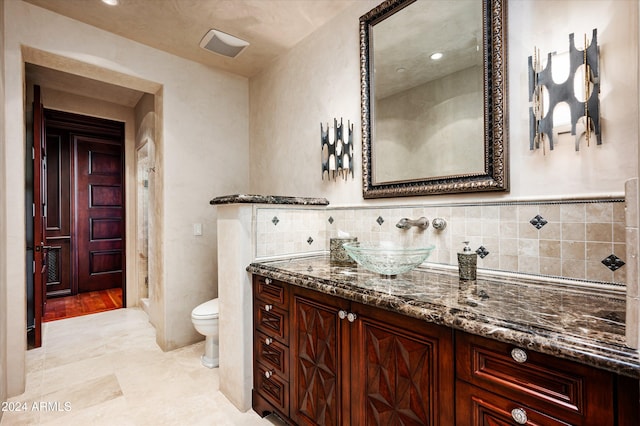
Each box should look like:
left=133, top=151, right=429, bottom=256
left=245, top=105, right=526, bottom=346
left=264, top=370, right=274, bottom=379
left=511, top=348, right=528, bottom=363
left=511, top=407, right=528, bottom=424
left=265, top=278, right=272, bottom=285
left=338, top=310, right=347, bottom=320
left=264, top=304, right=273, bottom=312
left=347, top=312, right=357, bottom=323
left=265, top=337, right=273, bottom=346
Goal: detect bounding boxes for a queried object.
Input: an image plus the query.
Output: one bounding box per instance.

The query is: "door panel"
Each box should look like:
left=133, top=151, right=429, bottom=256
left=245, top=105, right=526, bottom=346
left=290, top=288, right=351, bottom=426
left=75, top=137, right=124, bottom=293
left=350, top=302, right=455, bottom=426
left=44, top=132, right=72, bottom=296
left=43, top=239, right=72, bottom=297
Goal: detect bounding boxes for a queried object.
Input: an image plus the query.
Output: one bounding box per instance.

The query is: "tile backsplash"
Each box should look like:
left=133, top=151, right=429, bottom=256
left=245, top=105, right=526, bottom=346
left=255, top=198, right=627, bottom=286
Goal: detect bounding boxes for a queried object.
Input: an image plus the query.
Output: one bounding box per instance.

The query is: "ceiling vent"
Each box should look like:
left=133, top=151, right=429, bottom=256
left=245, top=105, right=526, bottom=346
left=199, top=29, right=249, bottom=58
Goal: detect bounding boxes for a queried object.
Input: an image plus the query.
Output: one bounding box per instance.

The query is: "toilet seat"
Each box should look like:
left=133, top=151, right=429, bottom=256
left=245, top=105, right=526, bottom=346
left=191, top=299, right=219, bottom=320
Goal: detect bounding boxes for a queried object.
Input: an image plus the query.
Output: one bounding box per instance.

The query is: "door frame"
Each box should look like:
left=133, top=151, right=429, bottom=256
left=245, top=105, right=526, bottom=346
left=27, top=91, right=132, bottom=347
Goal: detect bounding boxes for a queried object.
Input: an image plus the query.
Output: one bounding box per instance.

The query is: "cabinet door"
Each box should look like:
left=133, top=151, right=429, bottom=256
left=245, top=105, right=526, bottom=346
left=291, top=287, right=351, bottom=426
left=350, top=302, right=455, bottom=426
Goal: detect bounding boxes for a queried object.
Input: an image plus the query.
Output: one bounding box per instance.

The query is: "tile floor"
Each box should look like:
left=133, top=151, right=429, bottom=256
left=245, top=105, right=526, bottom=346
left=1, top=308, right=282, bottom=425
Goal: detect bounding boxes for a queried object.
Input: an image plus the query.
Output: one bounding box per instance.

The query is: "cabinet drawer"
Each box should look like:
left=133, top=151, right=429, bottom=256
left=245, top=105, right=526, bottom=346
left=455, top=331, right=614, bottom=425
left=255, top=364, right=289, bottom=416
left=255, top=331, right=289, bottom=380
left=456, top=380, right=571, bottom=426
left=254, top=301, right=289, bottom=345
left=254, top=275, right=288, bottom=308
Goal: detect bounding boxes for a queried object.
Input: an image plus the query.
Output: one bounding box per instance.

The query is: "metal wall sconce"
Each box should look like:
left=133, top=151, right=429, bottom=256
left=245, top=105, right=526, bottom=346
left=528, top=29, right=600, bottom=153
left=321, top=118, right=354, bottom=180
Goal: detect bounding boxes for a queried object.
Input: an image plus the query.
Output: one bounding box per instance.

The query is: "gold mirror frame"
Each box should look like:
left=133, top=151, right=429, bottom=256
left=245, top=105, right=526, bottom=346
left=360, top=0, right=508, bottom=198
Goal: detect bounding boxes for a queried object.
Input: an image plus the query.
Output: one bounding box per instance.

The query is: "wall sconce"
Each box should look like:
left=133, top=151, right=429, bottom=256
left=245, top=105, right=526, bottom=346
left=529, top=29, right=600, bottom=153
left=321, top=118, right=354, bottom=180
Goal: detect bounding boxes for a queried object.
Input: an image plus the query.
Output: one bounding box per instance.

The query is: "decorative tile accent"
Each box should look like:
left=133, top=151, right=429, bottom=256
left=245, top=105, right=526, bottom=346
left=255, top=199, right=626, bottom=286
left=602, top=254, right=625, bottom=271
left=476, top=246, right=490, bottom=259
left=530, top=215, right=548, bottom=229
left=307, top=237, right=314, bottom=245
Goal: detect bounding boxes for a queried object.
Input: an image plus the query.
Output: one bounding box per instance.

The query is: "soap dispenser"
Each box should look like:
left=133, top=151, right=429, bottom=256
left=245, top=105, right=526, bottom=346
left=458, top=241, right=477, bottom=280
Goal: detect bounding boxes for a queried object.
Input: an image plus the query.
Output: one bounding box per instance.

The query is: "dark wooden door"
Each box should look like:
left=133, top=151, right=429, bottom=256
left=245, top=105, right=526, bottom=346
left=75, top=136, right=124, bottom=293
left=290, top=287, right=351, bottom=426
left=32, top=86, right=46, bottom=348
left=350, top=302, right=455, bottom=426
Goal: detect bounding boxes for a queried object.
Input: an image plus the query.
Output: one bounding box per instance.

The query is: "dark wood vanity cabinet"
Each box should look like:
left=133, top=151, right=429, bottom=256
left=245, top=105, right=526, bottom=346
left=252, top=275, right=455, bottom=425
left=455, top=331, right=638, bottom=425
left=252, top=274, right=639, bottom=425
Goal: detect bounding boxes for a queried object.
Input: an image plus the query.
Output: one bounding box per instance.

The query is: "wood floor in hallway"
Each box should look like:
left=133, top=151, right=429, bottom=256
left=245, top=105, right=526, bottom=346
left=43, top=288, right=123, bottom=322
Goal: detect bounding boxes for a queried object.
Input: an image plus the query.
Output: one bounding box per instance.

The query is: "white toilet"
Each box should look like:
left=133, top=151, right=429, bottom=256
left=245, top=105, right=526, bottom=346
left=191, top=298, right=219, bottom=368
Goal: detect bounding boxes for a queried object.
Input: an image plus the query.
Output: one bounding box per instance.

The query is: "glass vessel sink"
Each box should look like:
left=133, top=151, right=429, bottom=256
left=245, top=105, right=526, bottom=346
left=342, top=241, right=435, bottom=276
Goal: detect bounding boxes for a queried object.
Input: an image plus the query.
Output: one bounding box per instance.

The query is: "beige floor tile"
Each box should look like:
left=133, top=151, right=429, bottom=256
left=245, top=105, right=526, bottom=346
left=1, top=308, right=279, bottom=426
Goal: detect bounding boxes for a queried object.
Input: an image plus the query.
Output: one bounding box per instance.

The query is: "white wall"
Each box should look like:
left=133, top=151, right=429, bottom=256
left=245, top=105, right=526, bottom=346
left=0, top=0, right=7, bottom=414
left=249, top=0, right=376, bottom=204
left=2, top=0, right=249, bottom=396
left=250, top=0, right=638, bottom=205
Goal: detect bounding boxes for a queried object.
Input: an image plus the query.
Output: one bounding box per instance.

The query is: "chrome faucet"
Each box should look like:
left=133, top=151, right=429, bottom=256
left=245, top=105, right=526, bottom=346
left=396, top=217, right=429, bottom=230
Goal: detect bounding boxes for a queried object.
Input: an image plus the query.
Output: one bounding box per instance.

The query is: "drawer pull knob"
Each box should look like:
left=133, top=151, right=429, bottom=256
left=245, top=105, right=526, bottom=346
left=265, top=278, right=272, bottom=285
left=264, top=304, right=273, bottom=312
left=264, top=370, right=274, bottom=379
left=347, top=312, right=357, bottom=323
left=511, top=407, right=527, bottom=424
left=265, top=337, right=273, bottom=346
left=511, top=348, right=528, bottom=363
left=338, top=310, right=347, bottom=320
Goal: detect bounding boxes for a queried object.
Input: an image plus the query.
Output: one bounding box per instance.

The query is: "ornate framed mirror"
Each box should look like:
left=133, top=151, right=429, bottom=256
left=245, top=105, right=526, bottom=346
left=360, top=0, right=508, bottom=198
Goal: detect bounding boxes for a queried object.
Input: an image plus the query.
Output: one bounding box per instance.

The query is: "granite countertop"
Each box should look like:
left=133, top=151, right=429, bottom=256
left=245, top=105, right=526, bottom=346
left=247, top=255, right=640, bottom=379
left=209, top=194, right=329, bottom=206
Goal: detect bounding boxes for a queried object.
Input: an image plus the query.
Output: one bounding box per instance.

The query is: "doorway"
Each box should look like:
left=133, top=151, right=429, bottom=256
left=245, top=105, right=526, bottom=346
left=29, top=105, right=126, bottom=334
left=24, top=60, right=161, bottom=352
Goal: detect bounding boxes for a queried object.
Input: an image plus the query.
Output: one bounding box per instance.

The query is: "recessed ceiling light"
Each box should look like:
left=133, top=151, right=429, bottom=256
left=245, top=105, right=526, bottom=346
left=101, top=0, right=119, bottom=5
left=430, top=52, right=444, bottom=60
left=396, top=67, right=406, bottom=73
left=199, top=29, right=250, bottom=58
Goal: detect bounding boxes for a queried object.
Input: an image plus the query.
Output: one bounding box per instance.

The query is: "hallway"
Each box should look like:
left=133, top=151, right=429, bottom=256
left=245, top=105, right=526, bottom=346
left=1, top=308, right=279, bottom=425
